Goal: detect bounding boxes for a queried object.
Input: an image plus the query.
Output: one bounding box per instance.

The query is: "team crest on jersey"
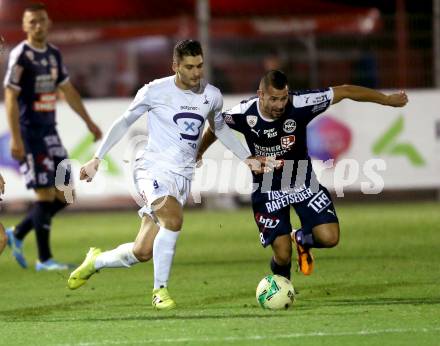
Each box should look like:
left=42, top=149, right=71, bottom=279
left=283, top=119, right=296, bottom=133
left=41, top=58, right=48, bottom=66
left=246, top=115, right=258, bottom=128
left=281, top=135, right=296, bottom=149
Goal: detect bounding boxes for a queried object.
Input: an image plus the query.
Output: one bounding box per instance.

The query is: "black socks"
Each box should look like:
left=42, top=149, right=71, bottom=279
left=270, top=257, right=292, bottom=280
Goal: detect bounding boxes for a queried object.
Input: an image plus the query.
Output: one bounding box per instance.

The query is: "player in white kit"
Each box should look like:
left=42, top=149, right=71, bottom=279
left=67, top=40, right=276, bottom=310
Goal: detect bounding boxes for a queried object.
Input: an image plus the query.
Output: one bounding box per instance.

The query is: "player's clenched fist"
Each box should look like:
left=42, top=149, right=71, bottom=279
left=386, top=90, right=408, bottom=107
left=80, top=157, right=101, bottom=182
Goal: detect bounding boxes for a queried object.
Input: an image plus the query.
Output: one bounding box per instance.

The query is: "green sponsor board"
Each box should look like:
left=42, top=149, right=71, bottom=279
left=372, top=115, right=425, bottom=166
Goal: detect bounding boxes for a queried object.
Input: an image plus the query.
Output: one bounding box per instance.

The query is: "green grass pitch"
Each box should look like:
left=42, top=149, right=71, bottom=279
left=0, top=202, right=439, bottom=345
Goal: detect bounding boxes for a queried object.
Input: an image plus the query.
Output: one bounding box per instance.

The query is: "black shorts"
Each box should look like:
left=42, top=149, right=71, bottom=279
left=20, top=126, right=71, bottom=190
left=252, top=184, right=338, bottom=247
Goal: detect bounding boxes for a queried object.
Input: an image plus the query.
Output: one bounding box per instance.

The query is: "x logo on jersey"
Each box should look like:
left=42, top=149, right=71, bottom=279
left=184, top=121, right=196, bottom=133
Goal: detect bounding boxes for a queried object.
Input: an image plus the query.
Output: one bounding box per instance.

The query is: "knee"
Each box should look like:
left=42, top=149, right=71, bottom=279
left=161, top=216, right=183, bottom=231
left=316, top=227, right=340, bottom=248
left=133, top=244, right=152, bottom=262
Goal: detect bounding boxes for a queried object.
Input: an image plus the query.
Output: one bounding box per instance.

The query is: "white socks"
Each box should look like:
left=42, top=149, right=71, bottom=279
left=92, top=228, right=180, bottom=289
left=94, top=242, right=139, bottom=270
left=153, top=227, right=180, bottom=289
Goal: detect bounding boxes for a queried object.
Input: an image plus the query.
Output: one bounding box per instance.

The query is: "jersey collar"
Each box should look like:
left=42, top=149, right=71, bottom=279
left=25, top=40, right=48, bottom=53
left=256, top=99, right=276, bottom=123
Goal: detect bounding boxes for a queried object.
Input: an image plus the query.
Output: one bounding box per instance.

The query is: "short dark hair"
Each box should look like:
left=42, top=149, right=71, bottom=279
left=24, top=3, right=47, bottom=13
left=260, top=70, right=288, bottom=91
left=173, top=40, right=203, bottom=63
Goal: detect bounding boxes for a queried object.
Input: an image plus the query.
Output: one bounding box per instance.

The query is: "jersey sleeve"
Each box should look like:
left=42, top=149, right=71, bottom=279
left=208, top=90, right=224, bottom=131
left=55, top=51, right=69, bottom=86
left=3, top=49, right=26, bottom=90
left=95, top=84, right=151, bottom=159
left=122, top=84, right=152, bottom=125
left=221, top=103, right=243, bottom=132
left=208, top=92, right=249, bottom=160
left=291, top=88, right=334, bottom=124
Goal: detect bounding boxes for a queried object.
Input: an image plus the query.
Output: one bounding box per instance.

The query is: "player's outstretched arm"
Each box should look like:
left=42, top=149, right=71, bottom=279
left=4, top=87, right=25, bottom=161
left=79, top=88, right=148, bottom=182
left=79, top=115, right=132, bottom=182
left=80, top=157, right=101, bottom=182
left=196, top=126, right=217, bottom=165
left=331, top=85, right=408, bottom=107
left=58, top=81, right=102, bottom=141
left=197, top=126, right=280, bottom=173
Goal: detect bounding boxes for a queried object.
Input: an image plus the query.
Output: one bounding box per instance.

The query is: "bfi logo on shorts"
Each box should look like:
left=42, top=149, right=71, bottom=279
left=307, top=190, right=331, bottom=213
left=257, top=214, right=280, bottom=229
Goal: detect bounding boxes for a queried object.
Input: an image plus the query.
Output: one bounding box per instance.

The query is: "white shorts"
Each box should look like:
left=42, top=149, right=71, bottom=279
left=133, top=158, right=191, bottom=218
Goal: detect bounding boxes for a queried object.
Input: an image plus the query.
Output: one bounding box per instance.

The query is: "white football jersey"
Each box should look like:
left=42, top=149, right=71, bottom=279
left=124, top=76, right=223, bottom=178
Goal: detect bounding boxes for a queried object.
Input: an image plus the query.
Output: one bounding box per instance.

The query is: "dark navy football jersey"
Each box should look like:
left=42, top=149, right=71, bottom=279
left=3, top=41, right=69, bottom=128
left=223, top=88, right=333, bottom=191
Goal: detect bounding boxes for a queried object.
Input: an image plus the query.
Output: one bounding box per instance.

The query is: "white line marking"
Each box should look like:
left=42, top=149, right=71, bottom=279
left=57, top=327, right=440, bottom=346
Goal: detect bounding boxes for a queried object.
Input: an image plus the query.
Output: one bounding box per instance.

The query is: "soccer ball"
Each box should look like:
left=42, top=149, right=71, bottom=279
left=256, top=274, right=295, bottom=310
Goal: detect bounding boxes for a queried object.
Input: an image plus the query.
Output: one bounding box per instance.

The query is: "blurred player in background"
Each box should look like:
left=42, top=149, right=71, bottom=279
left=197, top=70, right=408, bottom=279
left=0, top=173, right=6, bottom=256
left=3, top=3, right=102, bottom=271
left=67, top=40, right=275, bottom=310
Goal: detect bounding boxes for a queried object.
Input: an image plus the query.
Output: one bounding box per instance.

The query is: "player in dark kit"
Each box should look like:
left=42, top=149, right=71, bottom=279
left=3, top=3, right=102, bottom=271
left=197, top=70, right=408, bottom=278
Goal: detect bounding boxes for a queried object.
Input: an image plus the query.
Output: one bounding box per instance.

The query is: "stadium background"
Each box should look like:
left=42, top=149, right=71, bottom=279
left=0, top=2, right=440, bottom=345
left=0, top=0, right=438, bottom=211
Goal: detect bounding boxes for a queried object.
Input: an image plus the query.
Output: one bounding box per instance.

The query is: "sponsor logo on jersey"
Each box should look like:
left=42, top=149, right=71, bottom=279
left=280, top=135, right=295, bottom=149
left=254, top=143, right=289, bottom=157
left=264, top=128, right=277, bottom=138
left=246, top=115, right=258, bottom=128
left=180, top=105, right=200, bottom=111
left=283, top=119, right=296, bottom=133
left=173, top=113, right=205, bottom=141
left=33, top=93, right=56, bottom=112
left=35, top=74, right=56, bottom=93
left=251, top=129, right=260, bottom=137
